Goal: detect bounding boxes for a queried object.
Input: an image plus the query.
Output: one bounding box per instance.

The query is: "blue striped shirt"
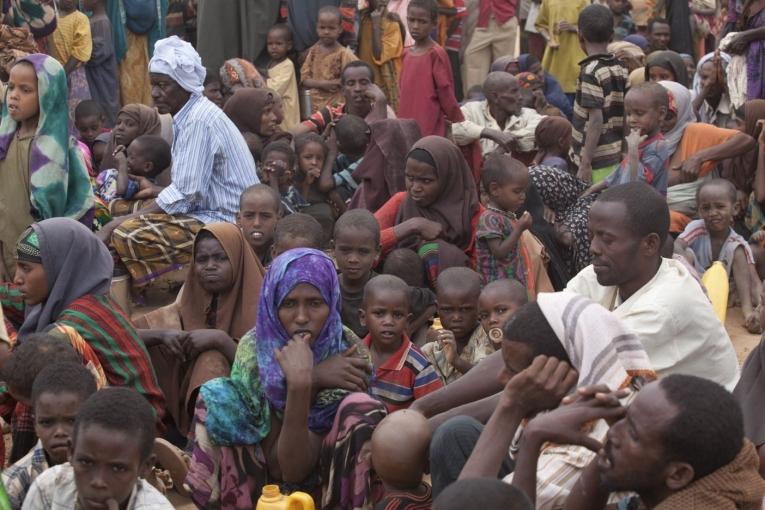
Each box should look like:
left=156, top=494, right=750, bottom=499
left=156, top=94, right=258, bottom=224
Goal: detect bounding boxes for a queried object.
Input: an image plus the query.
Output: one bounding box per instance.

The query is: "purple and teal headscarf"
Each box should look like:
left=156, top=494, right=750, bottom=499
left=0, top=54, right=94, bottom=223
left=200, top=248, right=361, bottom=446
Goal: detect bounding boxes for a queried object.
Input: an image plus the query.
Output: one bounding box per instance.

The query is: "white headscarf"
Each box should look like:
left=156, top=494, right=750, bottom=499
left=149, top=36, right=205, bottom=95
left=692, top=51, right=731, bottom=97
left=659, top=80, right=697, bottom=155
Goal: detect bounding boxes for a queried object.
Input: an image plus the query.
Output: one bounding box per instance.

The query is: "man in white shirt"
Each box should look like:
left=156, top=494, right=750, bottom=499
left=566, top=181, right=740, bottom=389
left=452, top=71, right=544, bottom=155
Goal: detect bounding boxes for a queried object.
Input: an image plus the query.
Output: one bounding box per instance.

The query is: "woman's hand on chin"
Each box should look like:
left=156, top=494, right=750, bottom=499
left=276, top=333, right=315, bottom=391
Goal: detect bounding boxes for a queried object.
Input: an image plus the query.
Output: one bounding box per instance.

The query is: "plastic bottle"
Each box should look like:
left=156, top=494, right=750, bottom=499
left=256, top=485, right=315, bottom=510
left=702, top=261, right=729, bottom=324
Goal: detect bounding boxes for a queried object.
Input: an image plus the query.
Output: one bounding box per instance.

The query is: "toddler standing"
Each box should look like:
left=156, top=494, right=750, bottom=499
left=266, top=24, right=300, bottom=129
left=398, top=0, right=463, bottom=137
left=301, top=6, right=359, bottom=113
left=475, top=154, right=534, bottom=289
left=358, top=0, right=404, bottom=111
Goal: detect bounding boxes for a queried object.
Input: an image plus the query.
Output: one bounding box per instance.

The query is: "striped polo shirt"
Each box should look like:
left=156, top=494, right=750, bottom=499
left=571, top=53, right=628, bottom=170
left=364, top=335, right=443, bottom=412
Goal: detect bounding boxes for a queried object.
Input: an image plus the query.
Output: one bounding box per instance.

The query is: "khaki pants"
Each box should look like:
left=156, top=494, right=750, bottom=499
left=463, top=16, right=519, bottom=91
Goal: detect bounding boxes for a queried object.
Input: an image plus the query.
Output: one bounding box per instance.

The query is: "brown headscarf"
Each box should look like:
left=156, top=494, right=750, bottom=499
left=395, top=136, right=479, bottom=253
left=99, top=104, right=162, bottom=171
left=724, top=99, right=765, bottom=193
left=533, top=116, right=573, bottom=166
left=177, top=223, right=265, bottom=339
left=223, top=88, right=273, bottom=136
left=348, top=118, right=422, bottom=212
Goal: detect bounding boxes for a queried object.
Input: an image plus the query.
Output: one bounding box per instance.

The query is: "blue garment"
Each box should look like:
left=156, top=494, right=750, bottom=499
left=544, top=73, right=573, bottom=119
left=604, top=132, right=670, bottom=195
left=155, top=94, right=258, bottom=223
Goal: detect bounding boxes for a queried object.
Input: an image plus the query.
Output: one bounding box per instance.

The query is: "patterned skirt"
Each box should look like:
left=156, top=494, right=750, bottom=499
left=184, top=392, right=386, bottom=509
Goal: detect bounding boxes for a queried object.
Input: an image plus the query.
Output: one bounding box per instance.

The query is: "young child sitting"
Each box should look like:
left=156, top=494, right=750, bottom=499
left=236, top=184, right=283, bottom=266
left=203, top=70, right=224, bottom=108
left=301, top=6, right=358, bottom=113
left=475, top=154, right=534, bottom=288
left=294, top=132, right=337, bottom=234
left=361, top=275, right=442, bottom=411
left=382, top=248, right=437, bottom=347
left=371, top=410, right=433, bottom=509
left=271, top=212, right=325, bottom=258
left=330, top=114, right=372, bottom=202
left=95, top=134, right=170, bottom=208
left=586, top=82, right=670, bottom=196
left=266, top=24, right=299, bottom=129
left=2, top=362, right=97, bottom=508
left=260, top=141, right=307, bottom=215
left=23, top=387, right=173, bottom=509
left=421, top=268, right=494, bottom=385
left=398, top=0, right=463, bottom=137
left=477, top=278, right=528, bottom=350
left=74, top=100, right=108, bottom=167
left=676, top=179, right=763, bottom=333
left=333, top=209, right=381, bottom=338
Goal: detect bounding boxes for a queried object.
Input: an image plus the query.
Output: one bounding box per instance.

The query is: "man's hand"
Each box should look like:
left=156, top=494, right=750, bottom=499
left=524, top=387, right=627, bottom=452
left=502, top=355, right=579, bottom=418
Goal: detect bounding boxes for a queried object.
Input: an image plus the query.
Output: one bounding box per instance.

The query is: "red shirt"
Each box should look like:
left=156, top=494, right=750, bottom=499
left=477, top=0, right=516, bottom=28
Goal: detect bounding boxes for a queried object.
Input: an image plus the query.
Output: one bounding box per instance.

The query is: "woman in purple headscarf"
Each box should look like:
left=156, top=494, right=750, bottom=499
left=184, top=248, right=385, bottom=509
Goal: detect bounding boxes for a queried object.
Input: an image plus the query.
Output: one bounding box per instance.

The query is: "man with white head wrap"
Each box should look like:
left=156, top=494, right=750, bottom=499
left=97, top=36, right=258, bottom=289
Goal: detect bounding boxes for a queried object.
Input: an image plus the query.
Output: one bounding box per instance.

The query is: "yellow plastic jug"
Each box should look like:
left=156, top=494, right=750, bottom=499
left=256, top=485, right=315, bottom=510
left=702, top=261, right=729, bottom=324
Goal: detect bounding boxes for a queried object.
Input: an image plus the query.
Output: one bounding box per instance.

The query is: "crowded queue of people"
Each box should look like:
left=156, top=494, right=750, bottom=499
left=2, top=0, right=765, bottom=508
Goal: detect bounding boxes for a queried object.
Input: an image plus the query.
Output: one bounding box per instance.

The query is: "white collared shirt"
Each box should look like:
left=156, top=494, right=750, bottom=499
left=452, top=100, right=544, bottom=154
left=566, top=258, right=740, bottom=390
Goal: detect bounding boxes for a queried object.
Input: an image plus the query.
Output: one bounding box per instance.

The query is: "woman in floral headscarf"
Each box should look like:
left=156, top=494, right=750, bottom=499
left=184, top=248, right=385, bottom=509
left=219, top=57, right=265, bottom=104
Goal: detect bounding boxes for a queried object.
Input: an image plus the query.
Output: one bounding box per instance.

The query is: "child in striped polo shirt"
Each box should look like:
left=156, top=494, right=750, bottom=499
left=361, top=275, right=443, bottom=411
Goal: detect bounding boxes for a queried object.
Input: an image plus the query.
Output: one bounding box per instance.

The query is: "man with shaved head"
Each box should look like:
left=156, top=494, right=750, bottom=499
left=453, top=71, right=544, bottom=156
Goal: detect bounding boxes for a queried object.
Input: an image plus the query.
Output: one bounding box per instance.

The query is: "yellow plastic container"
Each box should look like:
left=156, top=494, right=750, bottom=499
left=256, top=485, right=315, bottom=510
left=702, top=261, right=729, bottom=324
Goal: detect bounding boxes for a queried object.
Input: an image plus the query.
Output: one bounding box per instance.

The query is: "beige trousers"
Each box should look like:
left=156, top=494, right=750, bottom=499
left=463, top=16, right=519, bottom=91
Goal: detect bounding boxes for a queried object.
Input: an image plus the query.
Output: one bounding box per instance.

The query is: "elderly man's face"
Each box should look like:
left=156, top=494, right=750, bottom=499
left=488, top=79, right=521, bottom=117
left=150, top=73, right=191, bottom=116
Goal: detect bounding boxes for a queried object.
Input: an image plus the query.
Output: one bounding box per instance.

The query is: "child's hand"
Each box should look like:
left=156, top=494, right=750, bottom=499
left=365, top=83, right=387, bottom=104
left=129, top=174, right=162, bottom=199
left=577, top=162, right=592, bottom=183
left=437, top=329, right=458, bottom=365
left=275, top=332, right=314, bottom=390
left=113, top=145, right=127, bottom=166
left=757, top=119, right=765, bottom=146
left=556, top=20, right=575, bottom=33
left=412, top=217, right=444, bottom=240
left=262, top=159, right=288, bottom=185
left=518, top=211, right=533, bottom=231
left=625, top=128, right=647, bottom=150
